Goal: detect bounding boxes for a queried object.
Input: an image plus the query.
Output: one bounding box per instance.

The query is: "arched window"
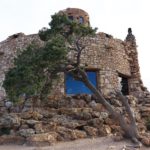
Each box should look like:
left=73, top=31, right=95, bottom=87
left=79, top=16, right=84, bottom=24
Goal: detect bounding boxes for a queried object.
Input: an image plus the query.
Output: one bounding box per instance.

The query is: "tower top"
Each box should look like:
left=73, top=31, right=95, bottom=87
left=59, top=8, right=90, bottom=26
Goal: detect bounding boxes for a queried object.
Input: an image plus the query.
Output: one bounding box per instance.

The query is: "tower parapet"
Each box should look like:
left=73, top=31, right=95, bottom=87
left=59, top=8, right=90, bottom=26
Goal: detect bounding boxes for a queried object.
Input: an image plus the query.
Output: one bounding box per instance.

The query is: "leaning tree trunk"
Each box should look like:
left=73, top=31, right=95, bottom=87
left=40, top=73, right=53, bottom=100
left=116, top=92, right=139, bottom=142
left=75, top=68, right=140, bottom=144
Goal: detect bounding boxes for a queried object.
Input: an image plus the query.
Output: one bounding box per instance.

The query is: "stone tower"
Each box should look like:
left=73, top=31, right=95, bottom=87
left=59, top=8, right=90, bottom=26
left=125, top=28, right=147, bottom=99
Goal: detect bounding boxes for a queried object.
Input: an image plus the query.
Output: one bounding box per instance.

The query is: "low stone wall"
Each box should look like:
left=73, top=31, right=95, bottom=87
left=0, top=94, right=150, bottom=146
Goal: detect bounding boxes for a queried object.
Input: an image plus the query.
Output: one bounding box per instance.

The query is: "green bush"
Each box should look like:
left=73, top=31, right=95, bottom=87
left=0, top=128, right=10, bottom=135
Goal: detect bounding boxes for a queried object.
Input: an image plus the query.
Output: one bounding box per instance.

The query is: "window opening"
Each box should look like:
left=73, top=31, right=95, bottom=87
left=118, top=75, right=129, bottom=95
left=65, top=71, right=97, bottom=94
left=79, top=16, right=84, bottom=24
left=68, top=16, right=74, bottom=21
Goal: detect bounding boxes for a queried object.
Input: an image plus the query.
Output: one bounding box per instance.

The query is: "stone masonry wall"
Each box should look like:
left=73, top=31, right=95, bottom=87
left=0, top=30, right=148, bottom=101
left=68, top=32, right=131, bottom=96
left=124, top=29, right=150, bottom=100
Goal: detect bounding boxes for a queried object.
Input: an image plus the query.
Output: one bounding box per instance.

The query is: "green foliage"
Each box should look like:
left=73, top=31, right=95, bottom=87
left=39, top=13, right=97, bottom=42
left=3, top=37, right=67, bottom=102
left=3, top=13, right=97, bottom=103
left=0, top=128, right=10, bottom=135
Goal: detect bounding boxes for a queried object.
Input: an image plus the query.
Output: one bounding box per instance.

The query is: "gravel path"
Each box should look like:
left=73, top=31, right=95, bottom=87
left=0, top=136, right=149, bottom=150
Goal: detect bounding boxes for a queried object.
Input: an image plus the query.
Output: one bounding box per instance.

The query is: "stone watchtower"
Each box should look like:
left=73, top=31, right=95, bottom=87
left=59, top=8, right=90, bottom=26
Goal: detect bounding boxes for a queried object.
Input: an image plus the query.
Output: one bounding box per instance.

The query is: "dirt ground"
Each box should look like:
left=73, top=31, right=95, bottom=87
left=0, top=136, right=149, bottom=150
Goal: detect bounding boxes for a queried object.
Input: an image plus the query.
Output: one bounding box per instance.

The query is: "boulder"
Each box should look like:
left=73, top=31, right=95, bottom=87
left=83, top=126, right=98, bottom=136
left=20, top=111, right=33, bottom=119
left=104, top=118, right=115, bottom=125
left=141, top=136, right=150, bottom=147
left=99, top=112, right=109, bottom=119
left=127, top=95, right=138, bottom=107
left=0, top=135, right=25, bottom=145
left=37, top=108, right=58, bottom=118
left=20, top=111, right=43, bottom=120
left=26, top=132, right=57, bottom=146
left=137, top=123, right=147, bottom=133
left=50, top=114, right=71, bottom=125
left=89, top=101, right=103, bottom=111
left=91, top=111, right=101, bottom=118
left=0, top=113, right=21, bottom=128
left=42, top=122, right=57, bottom=132
left=34, top=123, right=44, bottom=134
left=56, top=126, right=77, bottom=141
left=76, top=99, right=87, bottom=108
left=73, top=130, right=87, bottom=138
left=61, top=120, right=84, bottom=129
left=104, top=125, right=111, bottom=134
left=87, top=118, right=104, bottom=127
left=26, top=119, right=40, bottom=127
left=31, top=111, right=43, bottom=120
left=19, top=124, right=29, bottom=130
left=18, top=128, right=35, bottom=137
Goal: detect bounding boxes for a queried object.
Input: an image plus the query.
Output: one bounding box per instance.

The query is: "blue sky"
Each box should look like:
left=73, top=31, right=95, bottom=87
left=0, top=0, right=150, bottom=90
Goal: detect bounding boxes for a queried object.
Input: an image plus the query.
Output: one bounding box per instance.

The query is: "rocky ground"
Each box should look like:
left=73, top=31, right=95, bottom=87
left=0, top=136, right=149, bottom=150
left=1, top=94, right=150, bottom=147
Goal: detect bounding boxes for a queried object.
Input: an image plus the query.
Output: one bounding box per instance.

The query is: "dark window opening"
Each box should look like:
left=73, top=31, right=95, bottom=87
left=68, top=16, right=74, bottom=21
left=105, top=33, right=112, bottom=38
left=65, top=71, right=97, bottom=94
left=12, top=34, right=19, bottom=38
left=0, top=127, right=10, bottom=135
left=79, top=16, right=84, bottom=24
left=0, top=52, right=4, bottom=55
left=118, top=76, right=129, bottom=95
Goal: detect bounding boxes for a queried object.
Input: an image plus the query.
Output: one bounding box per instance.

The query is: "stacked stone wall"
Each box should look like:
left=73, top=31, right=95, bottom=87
left=0, top=30, right=148, bottom=100
left=0, top=94, right=150, bottom=146
left=68, top=32, right=131, bottom=95
left=0, top=33, right=44, bottom=100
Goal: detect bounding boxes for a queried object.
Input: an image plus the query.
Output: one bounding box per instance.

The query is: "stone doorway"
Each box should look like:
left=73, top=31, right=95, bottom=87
left=118, top=75, right=129, bottom=95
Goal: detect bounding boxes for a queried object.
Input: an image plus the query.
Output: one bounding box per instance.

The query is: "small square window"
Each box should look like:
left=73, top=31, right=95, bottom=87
left=65, top=71, right=97, bottom=94
left=68, top=16, right=74, bottom=21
